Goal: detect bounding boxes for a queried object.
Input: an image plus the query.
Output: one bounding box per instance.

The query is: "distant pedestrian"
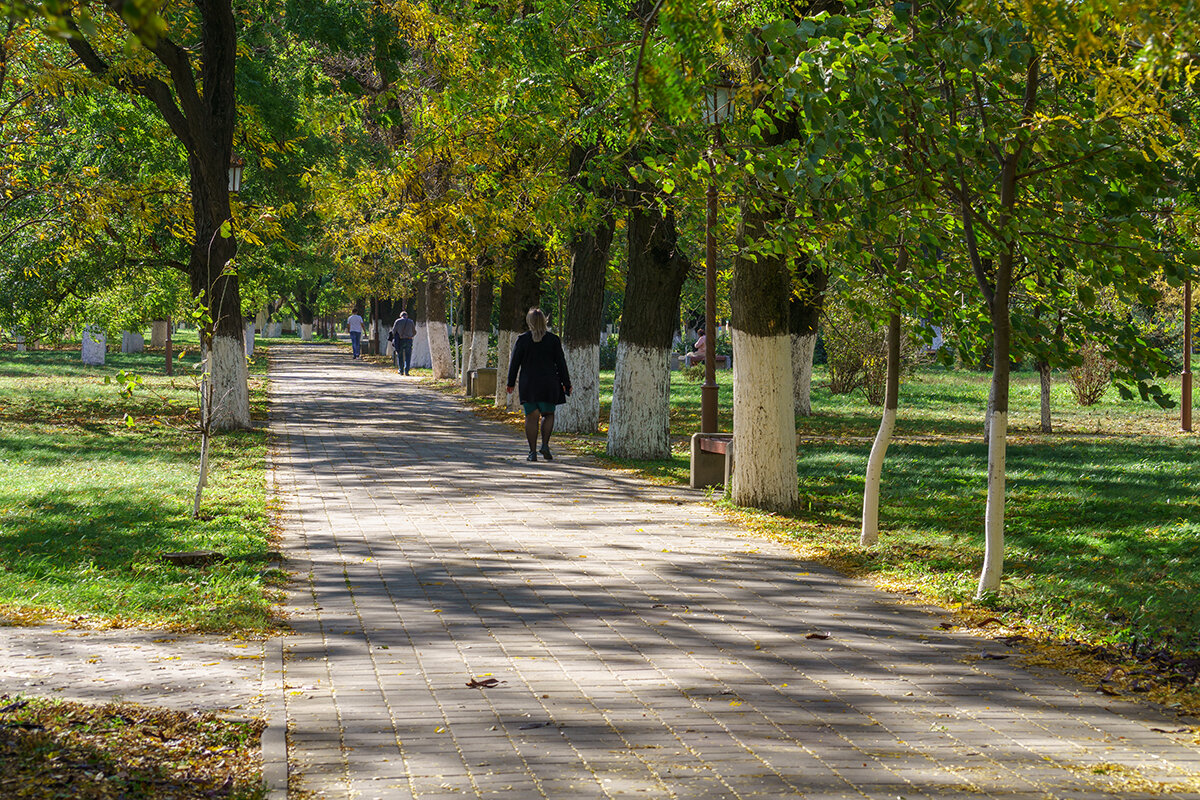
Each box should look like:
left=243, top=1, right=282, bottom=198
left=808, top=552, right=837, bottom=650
left=390, top=311, right=417, bottom=375
left=506, top=308, right=571, bottom=461
left=347, top=310, right=365, bottom=359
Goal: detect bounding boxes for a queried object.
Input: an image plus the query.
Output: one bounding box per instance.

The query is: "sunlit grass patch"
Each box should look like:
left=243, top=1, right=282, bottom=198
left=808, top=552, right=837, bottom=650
left=0, top=349, right=278, bottom=632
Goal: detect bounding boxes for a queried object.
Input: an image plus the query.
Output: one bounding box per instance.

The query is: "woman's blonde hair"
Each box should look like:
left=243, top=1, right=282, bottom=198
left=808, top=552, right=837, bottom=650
left=526, top=308, right=548, bottom=342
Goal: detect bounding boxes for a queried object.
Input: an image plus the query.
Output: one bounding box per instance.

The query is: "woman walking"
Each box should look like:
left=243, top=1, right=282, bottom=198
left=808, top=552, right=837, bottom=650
left=506, top=308, right=572, bottom=461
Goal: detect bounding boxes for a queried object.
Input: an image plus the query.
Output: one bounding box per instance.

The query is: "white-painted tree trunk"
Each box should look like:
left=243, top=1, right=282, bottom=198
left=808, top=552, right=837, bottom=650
left=300, top=323, right=313, bottom=341
left=495, top=329, right=518, bottom=409
left=202, top=334, right=251, bottom=431
left=556, top=343, right=600, bottom=434
left=461, top=331, right=474, bottom=386
left=976, top=410, right=1007, bottom=597
left=860, top=407, right=896, bottom=546
left=428, top=320, right=455, bottom=379
left=792, top=332, right=817, bottom=417
left=607, top=343, right=671, bottom=460
left=243, top=322, right=255, bottom=356
left=412, top=322, right=432, bottom=368
left=470, top=329, right=489, bottom=370
left=731, top=332, right=798, bottom=511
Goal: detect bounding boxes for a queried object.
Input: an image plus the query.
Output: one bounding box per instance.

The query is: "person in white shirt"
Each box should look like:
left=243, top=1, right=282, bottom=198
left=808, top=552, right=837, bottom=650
left=347, top=311, right=365, bottom=359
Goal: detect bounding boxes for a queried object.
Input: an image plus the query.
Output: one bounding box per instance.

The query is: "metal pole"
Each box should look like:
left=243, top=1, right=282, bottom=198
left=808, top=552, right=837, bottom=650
left=1184, top=277, right=1193, bottom=432
left=701, top=148, right=719, bottom=434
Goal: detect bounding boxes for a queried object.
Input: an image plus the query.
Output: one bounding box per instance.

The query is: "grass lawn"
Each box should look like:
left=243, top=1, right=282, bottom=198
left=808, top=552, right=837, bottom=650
left=0, top=344, right=280, bottom=632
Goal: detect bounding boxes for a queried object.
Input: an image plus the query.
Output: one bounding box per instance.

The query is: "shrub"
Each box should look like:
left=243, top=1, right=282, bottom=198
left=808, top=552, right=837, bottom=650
left=822, top=302, right=928, bottom=405
left=599, top=334, right=619, bottom=370
left=1067, top=342, right=1114, bottom=406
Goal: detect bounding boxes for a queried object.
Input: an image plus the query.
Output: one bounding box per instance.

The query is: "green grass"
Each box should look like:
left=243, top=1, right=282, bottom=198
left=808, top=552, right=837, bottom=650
left=560, top=364, right=1200, bottom=661
left=0, top=347, right=279, bottom=632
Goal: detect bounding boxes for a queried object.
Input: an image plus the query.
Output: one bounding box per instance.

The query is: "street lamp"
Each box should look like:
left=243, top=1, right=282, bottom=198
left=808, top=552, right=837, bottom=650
left=228, top=153, right=245, bottom=193
left=701, top=76, right=735, bottom=434
left=1184, top=277, right=1193, bottom=432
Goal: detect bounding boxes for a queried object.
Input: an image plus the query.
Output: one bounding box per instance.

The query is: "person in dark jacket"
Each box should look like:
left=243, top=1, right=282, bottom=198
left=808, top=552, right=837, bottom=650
left=506, top=308, right=571, bottom=461
left=389, top=311, right=417, bottom=375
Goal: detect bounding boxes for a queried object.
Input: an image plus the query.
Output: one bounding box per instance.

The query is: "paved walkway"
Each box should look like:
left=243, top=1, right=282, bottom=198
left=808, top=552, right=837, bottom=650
left=270, top=344, right=1200, bottom=800
left=0, top=626, right=263, bottom=714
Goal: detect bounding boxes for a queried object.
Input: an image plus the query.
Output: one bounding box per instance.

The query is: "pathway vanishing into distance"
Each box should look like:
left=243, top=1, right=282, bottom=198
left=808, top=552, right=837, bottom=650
left=270, top=343, right=1200, bottom=800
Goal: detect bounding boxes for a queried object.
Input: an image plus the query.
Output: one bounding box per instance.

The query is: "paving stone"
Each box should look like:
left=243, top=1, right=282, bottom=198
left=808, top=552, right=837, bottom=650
left=270, top=344, right=1200, bottom=800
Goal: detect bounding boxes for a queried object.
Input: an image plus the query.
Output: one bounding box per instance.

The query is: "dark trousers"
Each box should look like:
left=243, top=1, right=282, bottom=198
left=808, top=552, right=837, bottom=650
left=395, top=338, right=413, bottom=373
left=350, top=331, right=362, bottom=358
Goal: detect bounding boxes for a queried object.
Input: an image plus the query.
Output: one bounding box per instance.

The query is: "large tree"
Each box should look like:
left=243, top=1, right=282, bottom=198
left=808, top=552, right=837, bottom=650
left=27, top=1, right=249, bottom=428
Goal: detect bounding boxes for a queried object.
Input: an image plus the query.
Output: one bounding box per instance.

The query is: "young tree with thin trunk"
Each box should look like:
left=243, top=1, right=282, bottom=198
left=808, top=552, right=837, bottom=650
left=861, top=309, right=902, bottom=546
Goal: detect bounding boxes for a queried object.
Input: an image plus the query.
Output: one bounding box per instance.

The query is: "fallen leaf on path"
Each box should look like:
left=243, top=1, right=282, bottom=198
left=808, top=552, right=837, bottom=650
left=805, top=632, right=831, bottom=640
left=466, top=677, right=502, bottom=689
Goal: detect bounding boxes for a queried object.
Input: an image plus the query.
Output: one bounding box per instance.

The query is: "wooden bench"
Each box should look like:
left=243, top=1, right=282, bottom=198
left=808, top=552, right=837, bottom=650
left=690, top=433, right=734, bottom=491
left=684, top=353, right=730, bottom=368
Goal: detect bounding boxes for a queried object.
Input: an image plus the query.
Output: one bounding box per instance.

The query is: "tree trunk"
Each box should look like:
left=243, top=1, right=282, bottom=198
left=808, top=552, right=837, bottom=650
left=607, top=193, right=689, bottom=460
left=861, top=312, right=901, bottom=545
left=975, top=54, right=1037, bottom=598
left=1038, top=361, right=1052, bottom=433
left=731, top=202, right=796, bottom=512
left=426, top=276, right=455, bottom=379
left=470, top=266, right=495, bottom=370
left=410, top=281, right=431, bottom=369
left=558, top=146, right=616, bottom=434
left=495, top=237, right=544, bottom=409
left=790, top=258, right=828, bottom=418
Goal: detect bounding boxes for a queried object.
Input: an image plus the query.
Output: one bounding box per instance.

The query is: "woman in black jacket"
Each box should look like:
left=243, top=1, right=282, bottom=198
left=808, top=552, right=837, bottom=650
left=506, top=308, right=572, bottom=461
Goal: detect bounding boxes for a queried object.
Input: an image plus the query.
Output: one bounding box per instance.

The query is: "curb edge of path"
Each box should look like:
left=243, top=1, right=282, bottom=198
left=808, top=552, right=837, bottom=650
left=263, top=359, right=288, bottom=800
left=262, top=637, right=287, bottom=799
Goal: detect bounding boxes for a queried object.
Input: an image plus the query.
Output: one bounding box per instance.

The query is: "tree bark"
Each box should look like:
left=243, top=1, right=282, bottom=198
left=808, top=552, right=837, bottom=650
left=607, top=188, right=689, bottom=460
left=975, top=56, right=1039, bottom=599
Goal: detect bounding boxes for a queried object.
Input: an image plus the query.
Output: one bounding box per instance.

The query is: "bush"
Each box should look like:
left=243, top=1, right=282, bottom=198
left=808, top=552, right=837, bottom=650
left=822, top=302, right=927, bottom=405
left=599, top=334, right=619, bottom=370
left=1067, top=342, right=1114, bottom=406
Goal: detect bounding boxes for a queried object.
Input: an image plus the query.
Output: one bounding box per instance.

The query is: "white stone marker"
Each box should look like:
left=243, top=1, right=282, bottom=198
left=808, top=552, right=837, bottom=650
left=82, top=326, right=106, bottom=365
left=121, top=331, right=145, bottom=353
left=244, top=321, right=256, bottom=356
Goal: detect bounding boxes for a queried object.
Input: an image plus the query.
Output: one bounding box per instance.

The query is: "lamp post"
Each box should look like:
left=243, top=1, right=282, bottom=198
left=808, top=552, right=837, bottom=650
left=701, top=79, right=734, bottom=434
left=1184, top=277, right=1193, bottom=432
left=228, top=153, right=245, bottom=194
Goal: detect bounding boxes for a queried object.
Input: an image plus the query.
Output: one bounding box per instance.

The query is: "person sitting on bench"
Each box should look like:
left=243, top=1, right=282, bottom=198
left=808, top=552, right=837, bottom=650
left=688, top=329, right=707, bottom=364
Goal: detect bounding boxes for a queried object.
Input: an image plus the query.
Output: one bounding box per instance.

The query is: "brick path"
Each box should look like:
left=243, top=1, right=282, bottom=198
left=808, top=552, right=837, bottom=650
left=0, top=626, right=263, bottom=714
left=270, top=343, right=1200, bottom=800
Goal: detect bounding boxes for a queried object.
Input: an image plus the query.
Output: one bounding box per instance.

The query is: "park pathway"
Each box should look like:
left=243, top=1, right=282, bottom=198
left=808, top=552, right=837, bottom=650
left=269, top=343, right=1199, bottom=800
